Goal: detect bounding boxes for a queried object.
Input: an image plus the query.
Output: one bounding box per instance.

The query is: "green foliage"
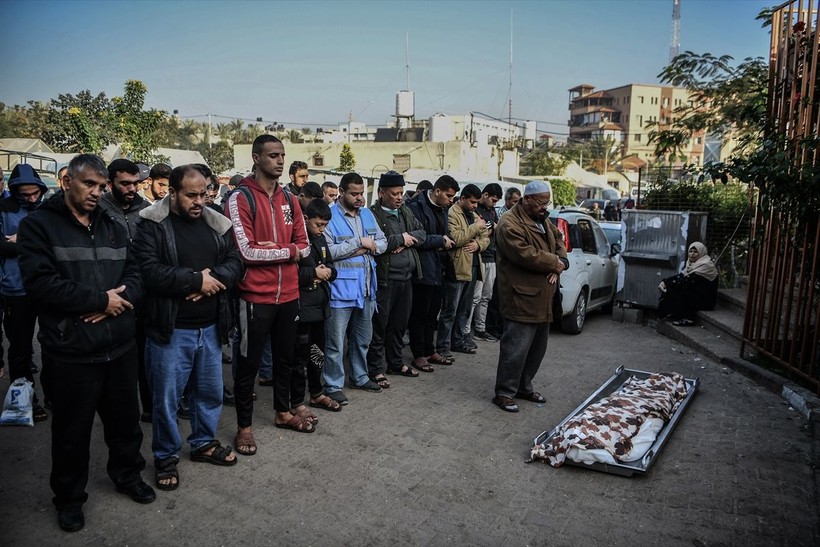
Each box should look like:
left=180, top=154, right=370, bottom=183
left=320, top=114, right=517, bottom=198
left=642, top=178, right=753, bottom=286
left=200, top=141, right=234, bottom=175
left=521, top=145, right=569, bottom=177
left=648, top=52, right=768, bottom=161
left=111, top=80, right=166, bottom=163
left=549, top=178, right=576, bottom=206
left=339, top=143, right=355, bottom=171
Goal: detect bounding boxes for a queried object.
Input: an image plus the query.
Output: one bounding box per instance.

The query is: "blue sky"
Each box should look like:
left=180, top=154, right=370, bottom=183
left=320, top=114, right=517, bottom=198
left=1, top=0, right=772, bottom=136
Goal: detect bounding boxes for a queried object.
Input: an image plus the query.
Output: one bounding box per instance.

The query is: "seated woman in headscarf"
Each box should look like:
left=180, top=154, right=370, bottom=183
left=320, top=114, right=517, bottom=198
left=657, top=242, right=719, bottom=326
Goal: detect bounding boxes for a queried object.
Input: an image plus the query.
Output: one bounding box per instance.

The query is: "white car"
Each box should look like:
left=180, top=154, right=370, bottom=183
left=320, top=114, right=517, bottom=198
left=548, top=209, right=620, bottom=334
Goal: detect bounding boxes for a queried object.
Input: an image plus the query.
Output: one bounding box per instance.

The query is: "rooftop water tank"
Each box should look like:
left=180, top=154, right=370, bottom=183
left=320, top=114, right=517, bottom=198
left=428, top=113, right=454, bottom=142
left=396, top=91, right=415, bottom=118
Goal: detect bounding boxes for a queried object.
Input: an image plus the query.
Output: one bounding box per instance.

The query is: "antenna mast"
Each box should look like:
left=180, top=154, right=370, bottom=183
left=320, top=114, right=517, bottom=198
left=405, top=32, right=411, bottom=90
left=669, top=0, right=681, bottom=63
left=508, top=10, right=513, bottom=128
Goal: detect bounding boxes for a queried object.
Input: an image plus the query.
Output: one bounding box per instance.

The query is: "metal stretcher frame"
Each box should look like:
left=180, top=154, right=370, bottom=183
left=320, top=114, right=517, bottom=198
left=531, top=366, right=699, bottom=477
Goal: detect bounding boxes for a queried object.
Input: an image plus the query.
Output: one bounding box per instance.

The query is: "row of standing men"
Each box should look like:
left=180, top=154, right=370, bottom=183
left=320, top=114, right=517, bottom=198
left=6, top=133, right=566, bottom=532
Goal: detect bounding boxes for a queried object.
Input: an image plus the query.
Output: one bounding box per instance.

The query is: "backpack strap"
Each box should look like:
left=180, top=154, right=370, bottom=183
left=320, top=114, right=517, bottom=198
left=228, top=184, right=293, bottom=221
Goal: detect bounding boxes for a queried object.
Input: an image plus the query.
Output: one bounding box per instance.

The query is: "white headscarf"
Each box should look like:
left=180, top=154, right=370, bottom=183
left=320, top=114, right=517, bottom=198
left=684, top=242, right=718, bottom=281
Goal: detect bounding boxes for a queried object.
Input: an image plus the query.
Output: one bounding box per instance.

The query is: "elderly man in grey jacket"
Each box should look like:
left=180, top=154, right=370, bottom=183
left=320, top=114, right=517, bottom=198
left=492, top=180, right=568, bottom=413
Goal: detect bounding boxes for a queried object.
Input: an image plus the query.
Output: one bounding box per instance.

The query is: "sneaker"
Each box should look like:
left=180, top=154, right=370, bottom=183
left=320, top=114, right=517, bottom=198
left=452, top=345, right=476, bottom=354
left=223, top=386, right=236, bottom=407
left=325, top=390, right=349, bottom=405
left=474, top=331, right=498, bottom=342
left=58, top=507, right=85, bottom=532
left=349, top=379, right=382, bottom=393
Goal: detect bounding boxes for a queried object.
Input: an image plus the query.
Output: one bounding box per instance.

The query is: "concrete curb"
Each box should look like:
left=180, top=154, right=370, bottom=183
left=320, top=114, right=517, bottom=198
left=720, top=356, right=820, bottom=469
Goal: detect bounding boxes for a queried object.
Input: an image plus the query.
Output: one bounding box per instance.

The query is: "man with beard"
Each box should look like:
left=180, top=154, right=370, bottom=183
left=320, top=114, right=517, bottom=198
left=18, top=154, right=154, bottom=532
left=492, top=181, right=567, bottom=413
left=0, top=164, right=50, bottom=421
left=285, top=160, right=309, bottom=196
left=143, top=163, right=171, bottom=203
left=133, top=164, right=243, bottom=490
left=322, top=172, right=387, bottom=405
left=405, top=175, right=457, bottom=371
left=99, top=159, right=153, bottom=421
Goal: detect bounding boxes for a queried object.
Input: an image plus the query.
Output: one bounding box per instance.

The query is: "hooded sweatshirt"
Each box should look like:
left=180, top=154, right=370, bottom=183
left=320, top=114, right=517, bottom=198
left=0, top=165, right=50, bottom=296
left=224, top=176, right=309, bottom=304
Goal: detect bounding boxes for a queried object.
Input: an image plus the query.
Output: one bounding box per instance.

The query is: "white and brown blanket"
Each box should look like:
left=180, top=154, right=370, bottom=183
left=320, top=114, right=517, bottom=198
left=530, top=372, right=688, bottom=467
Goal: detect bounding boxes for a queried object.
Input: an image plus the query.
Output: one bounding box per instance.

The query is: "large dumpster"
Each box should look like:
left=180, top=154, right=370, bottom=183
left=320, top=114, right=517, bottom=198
left=616, top=210, right=707, bottom=308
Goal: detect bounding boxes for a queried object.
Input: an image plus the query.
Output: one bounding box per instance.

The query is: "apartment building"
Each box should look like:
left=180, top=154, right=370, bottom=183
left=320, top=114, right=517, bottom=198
left=568, top=83, right=706, bottom=166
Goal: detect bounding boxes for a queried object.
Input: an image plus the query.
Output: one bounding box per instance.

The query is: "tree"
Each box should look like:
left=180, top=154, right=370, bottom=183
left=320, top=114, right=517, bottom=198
left=549, top=178, right=577, bottom=206
left=287, top=129, right=303, bottom=143
left=582, top=136, right=624, bottom=174
left=110, top=80, right=166, bottom=162
left=339, top=143, right=355, bottom=171
left=200, top=141, right=234, bottom=175
left=648, top=52, right=767, bottom=162
left=521, top=144, right=570, bottom=177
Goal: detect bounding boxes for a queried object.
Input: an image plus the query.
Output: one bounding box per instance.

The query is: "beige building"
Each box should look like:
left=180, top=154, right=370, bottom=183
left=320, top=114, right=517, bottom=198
left=233, top=139, right=520, bottom=182
left=568, top=83, right=706, bottom=166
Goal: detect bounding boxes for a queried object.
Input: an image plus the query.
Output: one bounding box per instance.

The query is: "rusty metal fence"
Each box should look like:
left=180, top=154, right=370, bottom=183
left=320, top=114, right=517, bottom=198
left=744, top=0, right=820, bottom=391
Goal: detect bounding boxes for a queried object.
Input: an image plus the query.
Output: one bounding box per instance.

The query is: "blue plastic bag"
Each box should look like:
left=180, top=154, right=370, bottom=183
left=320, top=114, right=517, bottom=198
left=0, top=378, right=34, bottom=427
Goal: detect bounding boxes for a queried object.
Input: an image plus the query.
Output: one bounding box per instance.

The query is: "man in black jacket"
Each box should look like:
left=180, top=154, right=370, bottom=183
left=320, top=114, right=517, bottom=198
left=99, top=158, right=154, bottom=422
left=132, top=164, right=243, bottom=491
left=367, top=171, right=427, bottom=384
left=405, top=175, right=457, bottom=372
left=18, top=154, right=155, bottom=533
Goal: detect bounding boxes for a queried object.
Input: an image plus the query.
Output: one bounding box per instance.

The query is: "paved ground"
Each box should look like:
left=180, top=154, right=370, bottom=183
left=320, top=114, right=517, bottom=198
left=0, top=313, right=817, bottom=546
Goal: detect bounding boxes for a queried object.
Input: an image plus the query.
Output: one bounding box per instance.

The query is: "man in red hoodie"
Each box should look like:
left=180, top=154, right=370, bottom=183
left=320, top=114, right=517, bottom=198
left=224, top=135, right=311, bottom=456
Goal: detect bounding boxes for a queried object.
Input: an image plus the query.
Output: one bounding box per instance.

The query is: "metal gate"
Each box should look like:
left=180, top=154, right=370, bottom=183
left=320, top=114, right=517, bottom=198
left=744, top=0, right=820, bottom=391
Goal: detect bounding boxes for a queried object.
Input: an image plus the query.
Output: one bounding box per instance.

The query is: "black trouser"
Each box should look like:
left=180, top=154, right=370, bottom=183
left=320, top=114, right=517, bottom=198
left=485, top=278, right=503, bottom=337
left=3, top=295, right=37, bottom=385
left=293, top=321, right=325, bottom=402
left=235, top=299, right=299, bottom=425
left=368, top=279, right=413, bottom=374
left=408, top=283, right=443, bottom=358
left=136, top=321, right=152, bottom=415
left=49, top=345, right=146, bottom=510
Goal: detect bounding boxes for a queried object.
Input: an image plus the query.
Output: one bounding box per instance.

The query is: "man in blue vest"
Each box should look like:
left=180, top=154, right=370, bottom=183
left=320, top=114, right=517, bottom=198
left=323, top=172, right=387, bottom=405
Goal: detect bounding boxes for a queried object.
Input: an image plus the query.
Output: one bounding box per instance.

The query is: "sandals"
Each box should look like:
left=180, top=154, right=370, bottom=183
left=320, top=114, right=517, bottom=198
left=274, top=413, right=315, bottom=433
left=370, top=374, right=391, bottom=389
left=426, top=353, right=454, bottom=366
left=234, top=429, right=257, bottom=456
left=154, top=458, right=179, bottom=491
left=386, top=366, right=419, bottom=378
left=515, top=391, right=546, bottom=404
left=412, top=357, right=434, bottom=373
left=492, top=396, right=520, bottom=413
left=291, top=404, right=319, bottom=423
left=190, top=440, right=237, bottom=466
left=309, top=394, right=343, bottom=412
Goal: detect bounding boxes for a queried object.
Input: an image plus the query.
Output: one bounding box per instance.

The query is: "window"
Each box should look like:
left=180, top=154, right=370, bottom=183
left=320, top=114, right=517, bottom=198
left=393, top=154, right=410, bottom=172
left=575, top=220, right=598, bottom=254
left=651, top=97, right=658, bottom=105
left=638, top=96, right=644, bottom=104
left=662, top=97, right=669, bottom=107
left=695, top=136, right=702, bottom=144
left=637, top=114, right=643, bottom=126
left=313, top=154, right=324, bottom=167
left=634, top=133, right=642, bottom=142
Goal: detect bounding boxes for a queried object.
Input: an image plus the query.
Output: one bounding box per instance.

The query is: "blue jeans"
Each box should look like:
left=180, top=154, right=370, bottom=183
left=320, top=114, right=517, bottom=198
left=146, top=325, right=223, bottom=462
left=436, top=279, right=475, bottom=353
left=323, top=299, right=375, bottom=393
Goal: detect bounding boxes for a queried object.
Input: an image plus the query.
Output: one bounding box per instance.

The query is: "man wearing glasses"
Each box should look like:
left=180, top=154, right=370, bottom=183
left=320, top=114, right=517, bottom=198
left=491, top=180, right=567, bottom=413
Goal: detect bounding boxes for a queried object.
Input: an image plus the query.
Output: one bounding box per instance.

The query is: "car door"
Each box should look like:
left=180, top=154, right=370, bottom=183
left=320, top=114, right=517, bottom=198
left=574, top=218, right=605, bottom=305
left=591, top=221, right=616, bottom=307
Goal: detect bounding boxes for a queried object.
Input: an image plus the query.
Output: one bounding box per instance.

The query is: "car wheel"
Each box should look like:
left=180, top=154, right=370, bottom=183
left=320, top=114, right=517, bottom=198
left=561, top=291, right=587, bottom=335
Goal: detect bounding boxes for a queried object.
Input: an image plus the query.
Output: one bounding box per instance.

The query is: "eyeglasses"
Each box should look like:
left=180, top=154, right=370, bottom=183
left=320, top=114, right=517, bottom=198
left=527, top=196, right=550, bottom=208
